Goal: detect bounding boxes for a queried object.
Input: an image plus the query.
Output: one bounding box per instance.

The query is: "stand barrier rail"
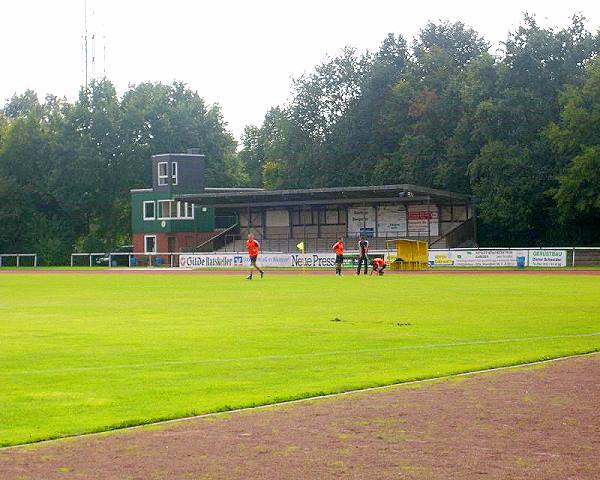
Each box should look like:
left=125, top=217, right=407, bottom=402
left=70, top=253, right=108, bottom=267
left=0, top=254, right=38, bottom=268
left=69, top=246, right=600, bottom=268
left=71, top=252, right=184, bottom=268
left=429, top=246, right=600, bottom=267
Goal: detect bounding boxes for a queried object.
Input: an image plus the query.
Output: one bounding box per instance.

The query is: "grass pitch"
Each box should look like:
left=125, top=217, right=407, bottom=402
left=1, top=272, right=599, bottom=447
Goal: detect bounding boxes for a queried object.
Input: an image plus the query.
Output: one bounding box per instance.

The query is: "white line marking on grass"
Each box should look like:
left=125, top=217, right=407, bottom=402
left=2, top=350, right=599, bottom=450
left=2, top=332, right=600, bottom=376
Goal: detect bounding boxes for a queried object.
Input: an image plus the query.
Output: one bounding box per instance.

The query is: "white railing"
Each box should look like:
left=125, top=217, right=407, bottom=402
left=70, top=252, right=108, bottom=267
left=71, top=252, right=185, bottom=268
left=0, top=253, right=38, bottom=268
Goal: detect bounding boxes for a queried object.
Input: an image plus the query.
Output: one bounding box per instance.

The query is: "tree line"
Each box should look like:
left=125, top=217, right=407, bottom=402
left=239, top=14, right=600, bottom=246
left=1, top=14, right=600, bottom=264
left=0, top=82, right=246, bottom=263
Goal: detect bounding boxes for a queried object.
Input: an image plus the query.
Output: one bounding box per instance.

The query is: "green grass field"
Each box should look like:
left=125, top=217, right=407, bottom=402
left=1, top=272, right=599, bottom=447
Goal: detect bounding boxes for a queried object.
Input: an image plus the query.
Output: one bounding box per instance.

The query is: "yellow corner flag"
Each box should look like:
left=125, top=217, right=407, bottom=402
left=296, top=241, right=305, bottom=251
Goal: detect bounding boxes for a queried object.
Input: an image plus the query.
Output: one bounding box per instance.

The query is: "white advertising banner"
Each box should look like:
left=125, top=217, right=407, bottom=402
left=452, top=250, right=528, bottom=267
left=289, top=253, right=337, bottom=267
left=347, top=207, right=376, bottom=236
left=181, top=249, right=569, bottom=269
left=428, top=250, right=454, bottom=266
left=179, top=253, right=338, bottom=268
left=528, top=250, right=567, bottom=267
left=407, top=205, right=439, bottom=237
left=377, top=205, right=407, bottom=236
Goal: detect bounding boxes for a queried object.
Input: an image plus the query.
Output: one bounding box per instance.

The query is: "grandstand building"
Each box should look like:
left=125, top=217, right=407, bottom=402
left=131, top=152, right=476, bottom=255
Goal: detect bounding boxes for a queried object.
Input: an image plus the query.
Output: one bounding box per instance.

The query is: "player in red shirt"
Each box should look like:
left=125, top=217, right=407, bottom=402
left=245, top=232, right=264, bottom=279
left=370, top=257, right=386, bottom=276
left=331, top=237, right=344, bottom=276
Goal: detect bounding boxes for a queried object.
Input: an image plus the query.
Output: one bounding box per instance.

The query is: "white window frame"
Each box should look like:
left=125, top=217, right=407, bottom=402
left=171, top=162, right=178, bottom=185
left=143, top=201, right=156, bottom=220
left=177, top=201, right=194, bottom=220
left=156, top=200, right=194, bottom=221
left=157, top=162, right=168, bottom=186
left=157, top=199, right=175, bottom=220
left=144, top=235, right=157, bottom=254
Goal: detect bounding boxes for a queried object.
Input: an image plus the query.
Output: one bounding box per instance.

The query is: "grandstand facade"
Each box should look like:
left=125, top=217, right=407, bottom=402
left=131, top=152, right=476, bottom=255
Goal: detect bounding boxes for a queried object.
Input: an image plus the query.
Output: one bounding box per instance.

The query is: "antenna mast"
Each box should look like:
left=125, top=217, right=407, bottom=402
left=91, top=34, right=96, bottom=78
left=103, top=36, right=107, bottom=77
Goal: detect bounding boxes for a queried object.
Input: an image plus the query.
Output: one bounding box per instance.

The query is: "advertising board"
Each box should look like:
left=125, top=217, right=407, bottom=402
left=428, top=249, right=567, bottom=268
left=179, top=253, right=338, bottom=268
left=528, top=250, right=567, bottom=267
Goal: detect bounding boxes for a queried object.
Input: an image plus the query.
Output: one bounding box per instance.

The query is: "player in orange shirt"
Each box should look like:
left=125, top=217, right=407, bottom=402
left=370, top=257, right=386, bottom=276
left=245, top=232, right=264, bottom=280
left=331, top=237, right=344, bottom=276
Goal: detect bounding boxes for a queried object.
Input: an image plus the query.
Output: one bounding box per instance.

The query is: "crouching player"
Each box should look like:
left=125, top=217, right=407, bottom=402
left=245, top=232, right=264, bottom=280
left=370, top=257, right=386, bottom=276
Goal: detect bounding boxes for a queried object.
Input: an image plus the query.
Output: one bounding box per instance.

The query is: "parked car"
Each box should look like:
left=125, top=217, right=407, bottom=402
left=96, top=245, right=134, bottom=266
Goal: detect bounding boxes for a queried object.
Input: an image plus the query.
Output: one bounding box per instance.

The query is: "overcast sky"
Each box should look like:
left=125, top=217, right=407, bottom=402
left=1, top=1, right=599, bottom=140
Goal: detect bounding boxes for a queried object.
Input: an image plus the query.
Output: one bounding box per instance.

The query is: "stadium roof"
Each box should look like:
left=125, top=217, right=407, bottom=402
left=176, top=184, right=471, bottom=208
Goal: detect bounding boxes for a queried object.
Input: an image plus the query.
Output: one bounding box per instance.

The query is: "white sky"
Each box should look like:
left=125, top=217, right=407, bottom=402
left=1, top=1, right=599, bottom=140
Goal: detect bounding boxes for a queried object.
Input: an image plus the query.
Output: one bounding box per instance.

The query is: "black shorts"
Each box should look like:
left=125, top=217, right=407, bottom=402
left=335, top=254, right=344, bottom=264
left=249, top=255, right=258, bottom=264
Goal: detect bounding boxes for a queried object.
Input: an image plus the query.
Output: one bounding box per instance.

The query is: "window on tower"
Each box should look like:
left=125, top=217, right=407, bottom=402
left=158, top=162, right=168, bottom=185
left=171, top=162, right=178, bottom=185
left=143, top=201, right=155, bottom=220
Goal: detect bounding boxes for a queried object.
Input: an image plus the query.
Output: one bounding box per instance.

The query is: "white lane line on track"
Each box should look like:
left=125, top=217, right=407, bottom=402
left=2, top=350, right=599, bottom=450
left=2, top=332, right=600, bottom=376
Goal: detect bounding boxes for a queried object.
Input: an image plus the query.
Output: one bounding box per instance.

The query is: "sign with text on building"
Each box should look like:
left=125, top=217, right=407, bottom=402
left=377, top=205, right=407, bottom=236
left=347, top=207, right=376, bottom=236
left=407, top=205, right=439, bottom=237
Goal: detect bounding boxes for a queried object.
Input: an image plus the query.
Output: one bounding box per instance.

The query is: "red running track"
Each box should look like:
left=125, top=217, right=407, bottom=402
left=1, top=269, right=599, bottom=275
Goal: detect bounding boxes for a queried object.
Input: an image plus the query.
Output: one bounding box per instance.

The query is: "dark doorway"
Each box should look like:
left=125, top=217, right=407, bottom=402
left=167, top=236, right=177, bottom=253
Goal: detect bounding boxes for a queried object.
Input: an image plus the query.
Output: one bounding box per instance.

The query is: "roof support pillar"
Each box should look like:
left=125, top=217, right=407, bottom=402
left=427, top=196, right=431, bottom=246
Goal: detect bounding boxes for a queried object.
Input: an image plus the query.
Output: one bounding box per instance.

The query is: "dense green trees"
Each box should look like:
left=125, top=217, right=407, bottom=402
left=0, top=81, right=241, bottom=263
left=2, top=14, right=600, bottom=263
left=240, top=15, right=600, bottom=246
left=547, top=57, right=600, bottom=243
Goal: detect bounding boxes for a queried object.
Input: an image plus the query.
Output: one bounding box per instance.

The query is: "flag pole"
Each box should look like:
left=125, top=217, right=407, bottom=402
left=296, top=241, right=306, bottom=274
left=302, top=246, right=306, bottom=275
